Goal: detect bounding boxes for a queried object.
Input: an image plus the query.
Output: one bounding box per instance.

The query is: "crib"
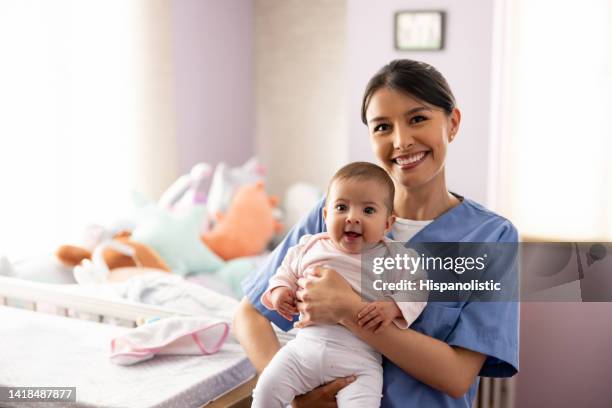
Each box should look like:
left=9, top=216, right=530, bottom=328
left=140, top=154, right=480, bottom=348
left=0, top=275, right=256, bottom=408
left=0, top=274, right=515, bottom=408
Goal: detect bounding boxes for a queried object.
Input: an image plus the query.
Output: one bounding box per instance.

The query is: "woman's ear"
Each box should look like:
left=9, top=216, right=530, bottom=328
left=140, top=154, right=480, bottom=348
left=448, top=108, right=461, bottom=142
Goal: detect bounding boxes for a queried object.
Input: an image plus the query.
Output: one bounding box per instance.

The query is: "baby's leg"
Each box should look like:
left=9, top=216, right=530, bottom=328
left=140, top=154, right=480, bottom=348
left=335, top=368, right=383, bottom=408
left=321, top=343, right=384, bottom=408
left=251, top=339, right=323, bottom=408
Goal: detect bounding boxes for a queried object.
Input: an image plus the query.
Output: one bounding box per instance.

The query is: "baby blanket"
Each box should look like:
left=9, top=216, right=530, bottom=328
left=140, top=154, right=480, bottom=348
left=110, top=316, right=229, bottom=366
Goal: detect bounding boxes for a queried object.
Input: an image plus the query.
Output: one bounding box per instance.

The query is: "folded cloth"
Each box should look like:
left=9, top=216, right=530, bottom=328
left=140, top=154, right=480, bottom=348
left=110, top=316, right=229, bottom=366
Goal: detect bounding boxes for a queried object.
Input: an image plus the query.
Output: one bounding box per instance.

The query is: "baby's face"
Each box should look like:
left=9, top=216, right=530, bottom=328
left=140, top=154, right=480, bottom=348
left=323, top=178, right=395, bottom=254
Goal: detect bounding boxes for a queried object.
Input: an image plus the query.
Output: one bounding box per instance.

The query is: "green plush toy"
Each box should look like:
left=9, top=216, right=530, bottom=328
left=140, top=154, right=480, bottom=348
left=130, top=205, right=224, bottom=275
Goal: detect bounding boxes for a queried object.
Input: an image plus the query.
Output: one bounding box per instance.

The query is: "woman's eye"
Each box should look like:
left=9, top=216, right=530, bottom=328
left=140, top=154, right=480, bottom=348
left=410, top=115, right=427, bottom=124
left=364, top=207, right=375, bottom=215
left=373, top=123, right=391, bottom=133
left=335, top=204, right=347, bottom=212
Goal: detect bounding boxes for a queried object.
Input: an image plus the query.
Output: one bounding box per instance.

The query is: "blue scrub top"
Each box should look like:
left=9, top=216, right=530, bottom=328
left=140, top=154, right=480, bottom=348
left=242, top=196, right=519, bottom=408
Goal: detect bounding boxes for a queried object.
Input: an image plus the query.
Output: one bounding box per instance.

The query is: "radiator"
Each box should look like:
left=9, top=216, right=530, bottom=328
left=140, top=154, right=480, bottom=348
left=474, top=377, right=516, bottom=408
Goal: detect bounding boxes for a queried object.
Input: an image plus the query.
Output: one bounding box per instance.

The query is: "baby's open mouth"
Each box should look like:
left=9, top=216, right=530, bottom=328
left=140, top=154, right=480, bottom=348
left=344, top=231, right=362, bottom=239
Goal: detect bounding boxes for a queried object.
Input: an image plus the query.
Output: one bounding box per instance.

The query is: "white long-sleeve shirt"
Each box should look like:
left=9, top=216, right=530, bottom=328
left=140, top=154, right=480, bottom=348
left=261, top=232, right=426, bottom=329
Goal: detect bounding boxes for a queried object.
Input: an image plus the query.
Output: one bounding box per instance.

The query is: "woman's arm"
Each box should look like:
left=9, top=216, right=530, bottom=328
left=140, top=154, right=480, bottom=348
left=295, top=268, right=486, bottom=398
left=344, top=304, right=486, bottom=398
left=232, top=297, right=281, bottom=374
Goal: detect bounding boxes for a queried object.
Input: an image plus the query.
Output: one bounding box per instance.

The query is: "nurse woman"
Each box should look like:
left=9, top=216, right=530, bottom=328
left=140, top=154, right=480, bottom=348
left=234, top=59, right=518, bottom=408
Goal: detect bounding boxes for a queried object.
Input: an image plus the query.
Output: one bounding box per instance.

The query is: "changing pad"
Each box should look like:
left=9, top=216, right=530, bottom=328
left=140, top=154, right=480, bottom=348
left=0, top=306, right=255, bottom=408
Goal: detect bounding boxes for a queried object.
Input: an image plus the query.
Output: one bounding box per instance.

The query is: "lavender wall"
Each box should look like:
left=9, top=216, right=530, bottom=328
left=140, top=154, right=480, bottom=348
left=171, top=0, right=254, bottom=174
left=346, top=0, right=494, bottom=204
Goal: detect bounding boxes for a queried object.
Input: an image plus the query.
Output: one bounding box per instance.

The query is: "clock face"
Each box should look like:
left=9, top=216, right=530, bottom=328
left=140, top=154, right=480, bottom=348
left=395, top=11, right=445, bottom=51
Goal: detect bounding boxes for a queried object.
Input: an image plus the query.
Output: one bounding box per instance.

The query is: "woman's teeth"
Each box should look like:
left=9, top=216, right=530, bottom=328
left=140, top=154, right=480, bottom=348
left=395, top=151, right=427, bottom=165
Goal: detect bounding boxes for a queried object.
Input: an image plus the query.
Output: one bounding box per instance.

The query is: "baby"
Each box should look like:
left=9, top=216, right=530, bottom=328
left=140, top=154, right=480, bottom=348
left=251, top=162, right=426, bottom=408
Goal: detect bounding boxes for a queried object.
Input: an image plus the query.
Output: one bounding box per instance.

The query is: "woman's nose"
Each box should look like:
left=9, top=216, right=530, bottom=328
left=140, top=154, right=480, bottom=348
left=393, top=125, right=415, bottom=150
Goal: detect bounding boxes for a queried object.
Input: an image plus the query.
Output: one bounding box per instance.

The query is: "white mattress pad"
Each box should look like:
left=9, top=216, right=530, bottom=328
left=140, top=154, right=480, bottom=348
left=0, top=306, right=255, bottom=408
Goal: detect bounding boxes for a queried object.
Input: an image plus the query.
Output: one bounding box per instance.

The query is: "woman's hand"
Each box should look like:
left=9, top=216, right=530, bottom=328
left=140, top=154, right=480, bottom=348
left=294, top=267, right=362, bottom=328
left=292, top=376, right=356, bottom=408
left=357, top=301, right=402, bottom=333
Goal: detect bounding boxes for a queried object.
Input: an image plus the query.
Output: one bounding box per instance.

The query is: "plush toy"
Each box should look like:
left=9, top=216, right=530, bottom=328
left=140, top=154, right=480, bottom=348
left=72, top=240, right=170, bottom=284
left=58, top=205, right=224, bottom=277
left=206, top=157, right=266, bottom=220
left=202, top=181, right=283, bottom=260
left=56, top=181, right=281, bottom=294
left=130, top=204, right=224, bottom=275
left=56, top=235, right=170, bottom=277
left=158, top=162, right=213, bottom=233
left=158, top=163, right=211, bottom=208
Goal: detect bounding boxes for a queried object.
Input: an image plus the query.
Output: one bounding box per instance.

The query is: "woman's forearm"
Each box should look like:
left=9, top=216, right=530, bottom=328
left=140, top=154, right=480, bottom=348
left=341, top=300, right=486, bottom=398
left=233, top=297, right=281, bottom=374
left=295, top=268, right=485, bottom=397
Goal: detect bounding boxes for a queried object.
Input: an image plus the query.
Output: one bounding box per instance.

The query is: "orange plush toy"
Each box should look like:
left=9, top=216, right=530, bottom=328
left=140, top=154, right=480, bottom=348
left=56, top=233, right=171, bottom=282
left=56, top=234, right=169, bottom=270
left=202, top=181, right=283, bottom=260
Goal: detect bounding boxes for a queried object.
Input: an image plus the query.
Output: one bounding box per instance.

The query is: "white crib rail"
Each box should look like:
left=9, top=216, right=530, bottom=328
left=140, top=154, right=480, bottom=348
left=0, top=275, right=193, bottom=324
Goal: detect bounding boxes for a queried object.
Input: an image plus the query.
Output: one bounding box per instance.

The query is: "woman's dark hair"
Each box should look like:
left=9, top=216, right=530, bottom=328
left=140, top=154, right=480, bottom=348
left=361, top=59, right=456, bottom=124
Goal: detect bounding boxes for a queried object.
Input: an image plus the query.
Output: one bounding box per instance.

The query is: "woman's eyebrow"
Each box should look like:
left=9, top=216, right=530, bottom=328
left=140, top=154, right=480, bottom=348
left=368, top=116, right=388, bottom=124
left=368, top=106, right=432, bottom=124
left=404, top=106, right=432, bottom=116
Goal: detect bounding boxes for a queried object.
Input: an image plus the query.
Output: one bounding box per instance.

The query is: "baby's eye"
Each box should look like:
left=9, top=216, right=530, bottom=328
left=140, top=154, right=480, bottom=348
left=410, top=115, right=427, bottom=125
left=335, top=204, right=347, bottom=212
left=364, top=207, right=376, bottom=215
left=373, top=123, right=391, bottom=133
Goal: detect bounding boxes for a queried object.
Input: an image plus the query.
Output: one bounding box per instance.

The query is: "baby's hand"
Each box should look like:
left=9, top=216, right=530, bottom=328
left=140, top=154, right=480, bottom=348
left=270, top=286, right=298, bottom=321
left=357, top=301, right=402, bottom=333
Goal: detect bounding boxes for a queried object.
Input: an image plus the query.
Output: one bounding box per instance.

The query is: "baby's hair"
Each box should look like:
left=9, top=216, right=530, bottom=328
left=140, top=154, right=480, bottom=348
left=326, top=161, right=395, bottom=214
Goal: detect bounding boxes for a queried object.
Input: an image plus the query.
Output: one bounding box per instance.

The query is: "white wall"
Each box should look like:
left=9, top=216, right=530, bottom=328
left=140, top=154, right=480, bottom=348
left=254, top=0, right=348, bottom=196
left=347, top=0, right=495, bottom=205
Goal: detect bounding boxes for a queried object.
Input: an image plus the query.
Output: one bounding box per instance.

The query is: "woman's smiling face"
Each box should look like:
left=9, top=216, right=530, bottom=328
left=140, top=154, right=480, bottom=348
left=365, top=87, right=460, bottom=191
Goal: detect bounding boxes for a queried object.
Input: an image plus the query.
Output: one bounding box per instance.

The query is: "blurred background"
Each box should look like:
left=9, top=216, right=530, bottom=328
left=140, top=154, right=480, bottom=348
left=0, top=0, right=610, bottom=406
